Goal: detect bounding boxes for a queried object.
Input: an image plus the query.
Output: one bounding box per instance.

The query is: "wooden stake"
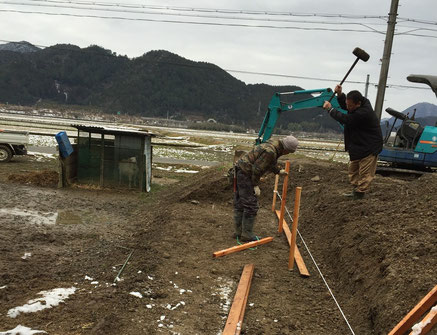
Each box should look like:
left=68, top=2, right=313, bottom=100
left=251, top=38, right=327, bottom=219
left=271, top=174, right=279, bottom=212
left=389, top=285, right=437, bottom=335
left=213, top=237, right=274, bottom=258
left=278, top=161, right=290, bottom=234
left=275, top=210, right=309, bottom=277
left=222, top=264, right=254, bottom=335
left=288, top=187, right=302, bottom=270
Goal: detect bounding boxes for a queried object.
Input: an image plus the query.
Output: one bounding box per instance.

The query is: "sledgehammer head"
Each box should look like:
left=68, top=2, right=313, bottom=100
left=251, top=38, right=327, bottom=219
left=353, top=47, right=370, bottom=62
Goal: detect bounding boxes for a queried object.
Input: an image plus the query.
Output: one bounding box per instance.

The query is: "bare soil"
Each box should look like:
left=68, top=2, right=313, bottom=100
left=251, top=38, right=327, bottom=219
left=0, top=154, right=436, bottom=335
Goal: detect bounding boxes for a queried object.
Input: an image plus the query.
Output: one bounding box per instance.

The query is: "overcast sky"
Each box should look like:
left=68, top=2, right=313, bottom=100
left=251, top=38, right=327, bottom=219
left=0, top=0, right=436, bottom=118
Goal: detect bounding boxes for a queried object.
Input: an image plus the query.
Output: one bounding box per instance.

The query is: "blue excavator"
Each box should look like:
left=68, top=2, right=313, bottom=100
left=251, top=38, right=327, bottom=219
left=255, top=74, right=437, bottom=172
left=378, top=75, right=437, bottom=172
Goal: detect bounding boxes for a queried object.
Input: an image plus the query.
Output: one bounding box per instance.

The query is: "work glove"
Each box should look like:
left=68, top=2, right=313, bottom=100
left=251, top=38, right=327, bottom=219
left=279, top=169, right=287, bottom=176
left=254, top=186, right=261, bottom=197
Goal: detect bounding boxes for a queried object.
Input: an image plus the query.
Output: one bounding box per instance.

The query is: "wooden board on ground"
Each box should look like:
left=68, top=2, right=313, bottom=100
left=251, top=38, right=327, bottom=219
left=213, top=237, right=274, bottom=258
left=222, top=264, right=254, bottom=335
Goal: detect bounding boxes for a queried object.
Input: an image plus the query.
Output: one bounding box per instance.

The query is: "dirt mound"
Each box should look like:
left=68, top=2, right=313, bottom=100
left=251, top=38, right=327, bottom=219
left=8, top=170, right=59, bottom=187
left=0, top=157, right=435, bottom=335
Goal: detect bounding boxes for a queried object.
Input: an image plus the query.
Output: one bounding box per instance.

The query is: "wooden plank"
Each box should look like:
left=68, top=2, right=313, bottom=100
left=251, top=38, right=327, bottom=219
left=235, top=269, right=253, bottom=335
left=275, top=210, right=310, bottom=277
left=278, top=161, right=290, bottom=234
left=408, top=307, right=437, bottom=335
left=271, top=174, right=279, bottom=212
left=222, top=264, right=254, bottom=335
left=289, top=187, right=302, bottom=270
left=389, top=285, right=437, bottom=335
left=213, top=237, right=274, bottom=258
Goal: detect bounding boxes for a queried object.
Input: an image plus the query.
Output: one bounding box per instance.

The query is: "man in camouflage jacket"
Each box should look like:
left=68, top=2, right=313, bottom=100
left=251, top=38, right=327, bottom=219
left=234, top=135, right=299, bottom=241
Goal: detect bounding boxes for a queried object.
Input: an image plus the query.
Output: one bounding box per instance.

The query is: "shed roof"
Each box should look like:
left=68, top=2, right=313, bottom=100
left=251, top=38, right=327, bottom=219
left=72, top=124, right=155, bottom=137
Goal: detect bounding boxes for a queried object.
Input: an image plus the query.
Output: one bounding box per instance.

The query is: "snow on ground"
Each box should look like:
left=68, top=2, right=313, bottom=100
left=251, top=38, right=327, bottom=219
left=0, top=325, right=46, bottom=335
left=0, top=208, right=58, bottom=225
left=153, top=147, right=219, bottom=162
left=7, top=287, right=77, bottom=318
left=129, top=292, right=143, bottom=299
left=28, top=135, right=57, bottom=147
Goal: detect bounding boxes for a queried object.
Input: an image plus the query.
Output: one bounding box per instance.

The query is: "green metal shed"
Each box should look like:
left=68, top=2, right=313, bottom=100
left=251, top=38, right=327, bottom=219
left=72, top=125, right=154, bottom=192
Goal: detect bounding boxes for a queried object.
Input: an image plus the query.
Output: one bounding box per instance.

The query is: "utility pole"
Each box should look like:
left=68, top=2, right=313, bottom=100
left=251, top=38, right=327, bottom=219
left=364, top=74, right=370, bottom=98
left=374, top=0, right=399, bottom=120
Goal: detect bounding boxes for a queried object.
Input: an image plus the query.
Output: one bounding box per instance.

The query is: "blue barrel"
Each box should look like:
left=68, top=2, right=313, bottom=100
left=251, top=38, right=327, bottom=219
left=55, top=131, right=74, bottom=158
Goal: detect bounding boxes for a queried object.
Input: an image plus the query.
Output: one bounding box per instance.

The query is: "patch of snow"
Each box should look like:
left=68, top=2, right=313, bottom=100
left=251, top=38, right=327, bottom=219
left=7, top=287, right=76, bottom=318
left=84, top=275, right=93, bottom=281
left=90, top=281, right=98, bottom=285
left=216, top=278, right=234, bottom=320
left=174, top=169, right=198, bottom=174
left=0, top=325, right=46, bottom=335
left=21, top=252, right=32, bottom=260
left=0, top=208, right=58, bottom=225
left=0, top=285, right=7, bottom=289
left=129, top=292, right=143, bottom=299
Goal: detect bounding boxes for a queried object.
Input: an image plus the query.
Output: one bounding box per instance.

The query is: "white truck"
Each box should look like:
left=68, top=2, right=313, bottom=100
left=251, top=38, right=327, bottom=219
left=0, top=130, right=29, bottom=162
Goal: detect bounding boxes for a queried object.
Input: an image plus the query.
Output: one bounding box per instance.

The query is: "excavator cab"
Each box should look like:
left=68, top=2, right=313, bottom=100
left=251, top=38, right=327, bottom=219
left=385, top=107, right=424, bottom=150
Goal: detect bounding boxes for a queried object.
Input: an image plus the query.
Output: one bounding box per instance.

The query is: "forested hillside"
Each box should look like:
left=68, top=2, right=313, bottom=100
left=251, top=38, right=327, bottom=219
left=0, top=42, right=341, bottom=131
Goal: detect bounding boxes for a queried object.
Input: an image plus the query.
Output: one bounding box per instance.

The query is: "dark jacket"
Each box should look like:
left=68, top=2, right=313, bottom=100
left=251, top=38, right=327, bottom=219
left=329, top=94, right=383, bottom=161
left=236, top=140, right=282, bottom=186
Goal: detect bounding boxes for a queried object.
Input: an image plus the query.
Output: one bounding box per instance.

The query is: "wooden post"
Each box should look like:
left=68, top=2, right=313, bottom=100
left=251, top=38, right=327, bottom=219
left=271, top=174, right=279, bottom=212
left=389, top=285, right=437, bottom=335
left=213, top=237, right=274, bottom=258
left=278, top=161, right=290, bottom=234
left=99, top=133, right=105, bottom=187
left=275, top=209, right=309, bottom=277
left=288, top=187, right=302, bottom=270
left=223, top=264, right=254, bottom=335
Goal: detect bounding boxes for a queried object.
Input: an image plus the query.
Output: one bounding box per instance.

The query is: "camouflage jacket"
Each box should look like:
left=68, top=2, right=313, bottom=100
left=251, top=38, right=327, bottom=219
left=236, top=140, right=283, bottom=186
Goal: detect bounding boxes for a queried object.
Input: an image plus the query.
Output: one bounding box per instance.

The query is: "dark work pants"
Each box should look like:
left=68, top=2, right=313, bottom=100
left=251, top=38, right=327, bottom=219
left=234, top=169, right=259, bottom=216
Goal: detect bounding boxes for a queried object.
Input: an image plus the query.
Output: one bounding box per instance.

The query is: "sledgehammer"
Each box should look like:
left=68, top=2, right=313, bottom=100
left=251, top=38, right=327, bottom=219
left=328, top=47, right=370, bottom=102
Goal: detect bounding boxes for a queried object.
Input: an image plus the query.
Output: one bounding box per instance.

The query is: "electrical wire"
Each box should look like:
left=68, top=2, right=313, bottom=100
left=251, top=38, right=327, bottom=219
left=5, top=0, right=392, bottom=21
left=275, top=191, right=356, bottom=335
left=0, top=0, right=392, bottom=33
left=0, top=8, right=393, bottom=34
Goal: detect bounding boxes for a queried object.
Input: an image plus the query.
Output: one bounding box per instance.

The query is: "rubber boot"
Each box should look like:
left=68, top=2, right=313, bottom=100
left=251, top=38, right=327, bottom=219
left=232, top=210, right=243, bottom=239
left=240, top=214, right=258, bottom=242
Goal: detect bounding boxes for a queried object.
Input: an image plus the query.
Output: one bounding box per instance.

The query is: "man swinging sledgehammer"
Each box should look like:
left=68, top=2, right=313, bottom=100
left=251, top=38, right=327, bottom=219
left=233, top=135, right=299, bottom=242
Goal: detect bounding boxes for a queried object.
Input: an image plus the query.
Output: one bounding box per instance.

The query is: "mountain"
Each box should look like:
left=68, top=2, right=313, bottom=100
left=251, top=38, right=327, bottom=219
left=0, top=41, right=40, bottom=53
left=380, top=102, right=437, bottom=136
left=0, top=42, right=340, bottom=131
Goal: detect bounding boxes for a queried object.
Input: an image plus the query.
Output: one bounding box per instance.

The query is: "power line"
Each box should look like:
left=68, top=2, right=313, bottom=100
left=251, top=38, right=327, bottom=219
left=4, top=0, right=437, bottom=33
left=0, top=0, right=392, bottom=33
left=11, top=0, right=391, bottom=21
left=1, top=4, right=435, bottom=38
left=0, top=8, right=390, bottom=33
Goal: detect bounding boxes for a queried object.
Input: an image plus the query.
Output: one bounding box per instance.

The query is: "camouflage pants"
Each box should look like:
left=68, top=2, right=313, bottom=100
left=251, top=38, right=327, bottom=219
left=233, top=169, right=259, bottom=216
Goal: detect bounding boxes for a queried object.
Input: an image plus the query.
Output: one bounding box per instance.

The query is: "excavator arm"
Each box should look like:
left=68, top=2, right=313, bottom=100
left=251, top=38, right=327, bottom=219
left=256, top=88, right=347, bottom=144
